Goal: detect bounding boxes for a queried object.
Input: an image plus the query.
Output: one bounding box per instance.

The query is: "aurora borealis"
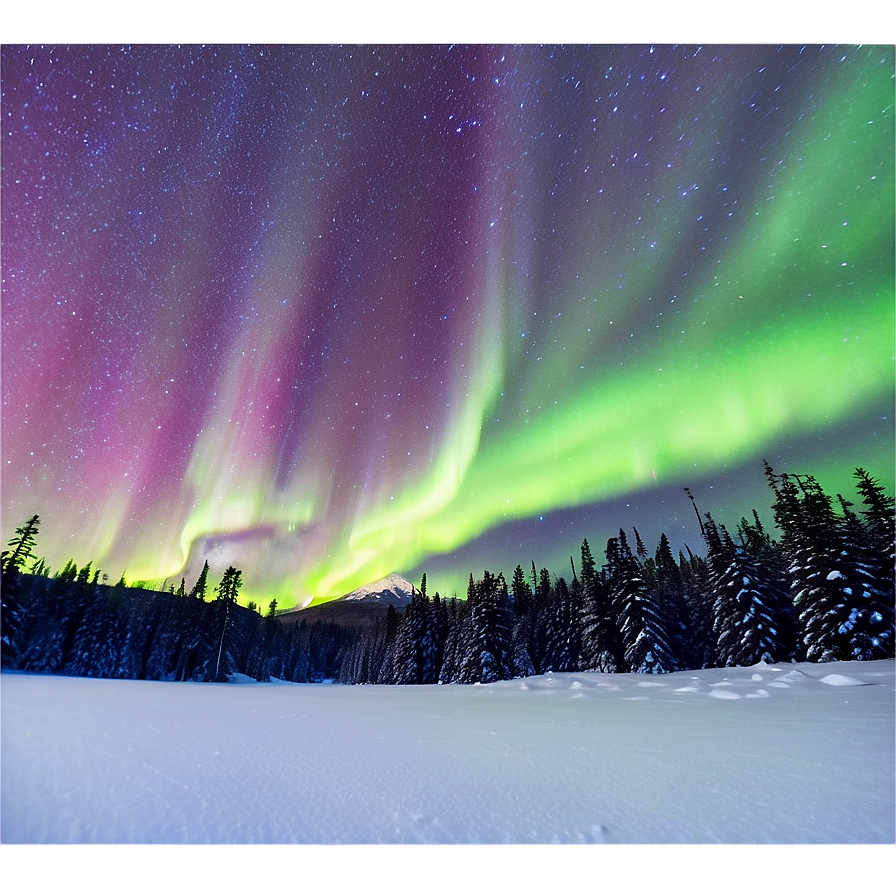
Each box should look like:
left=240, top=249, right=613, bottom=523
left=2, top=44, right=894, bottom=608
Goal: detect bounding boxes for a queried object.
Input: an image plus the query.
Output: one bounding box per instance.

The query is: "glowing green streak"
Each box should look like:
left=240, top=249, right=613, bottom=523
left=434, top=53, right=895, bottom=550
left=464, top=288, right=891, bottom=530
left=301, top=50, right=894, bottom=601
left=300, top=251, right=510, bottom=599
left=171, top=51, right=894, bottom=608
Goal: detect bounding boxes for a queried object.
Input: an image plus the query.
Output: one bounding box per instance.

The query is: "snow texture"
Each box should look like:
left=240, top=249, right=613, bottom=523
left=2, top=660, right=893, bottom=844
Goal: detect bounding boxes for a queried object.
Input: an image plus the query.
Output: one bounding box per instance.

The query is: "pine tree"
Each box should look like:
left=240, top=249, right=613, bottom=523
left=65, top=586, right=130, bottom=678
left=610, top=531, right=678, bottom=674
left=541, top=576, right=581, bottom=672
left=704, top=514, right=791, bottom=666
left=528, top=566, right=559, bottom=673
left=510, top=564, right=533, bottom=617
left=392, top=589, right=429, bottom=684
left=678, top=547, right=715, bottom=669
left=205, top=568, right=242, bottom=680
left=438, top=597, right=467, bottom=683
left=853, top=468, right=896, bottom=604
left=19, top=575, right=87, bottom=673
left=833, top=493, right=893, bottom=659
left=768, top=467, right=892, bottom=661
left=215, top=566, right=242, bottom=603
left=189, top=561, right=210, bottom=601
left=56, top=559, right=78, bottom=583
left=508, top=564, right=536, bottom=677
left=75, top=561, right=93, bottom=585
left=458, top=571, right=513, bottom=683
left=2, top=514, right=41, bottom=575
left=580, top=540, right=626, bottom=672
left=376, top=604, right=402, bottom=683
left=579, top=540, right=609, bottom=671
left=854, top=468, right=895, bottom=555
left=1, top=565, right=27, bottom=665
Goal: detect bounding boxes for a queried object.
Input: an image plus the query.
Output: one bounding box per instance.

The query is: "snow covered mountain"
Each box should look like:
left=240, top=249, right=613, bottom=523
left=339, top=573, right=415, bottom=607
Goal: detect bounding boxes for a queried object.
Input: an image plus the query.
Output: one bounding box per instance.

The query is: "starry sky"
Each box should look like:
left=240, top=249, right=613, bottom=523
left=2, top=44, right=893, bottom=607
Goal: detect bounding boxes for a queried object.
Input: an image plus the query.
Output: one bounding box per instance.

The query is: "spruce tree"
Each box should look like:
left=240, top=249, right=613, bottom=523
left=438, top=597, right=466, bottom=684
left=460, top=571, right=513, bottom=683
left=65, top=586, right=129, bottom=678
left=189, top=561, right=210, bottom=601
left=579, top=538, right=620, bottom=672
left=610, top=531, right=678, bottom=674
left=2, top=514, right=41, bottom=575
left=76, top=561, right=93, bottom=585
left=641, top=533, right=692, bottom=667
left=853, top=468, right=896, bottom=610
left=833, top=494, right=893, bottom=659
left=704, top=514, right=791, bottom=666
left=768, top=467, right=892, bottom=661
left=510, top=564, right=533, bottom=617
left=0, top=564, right=27, bottom=665
left=215, top=567, right=243, bottom=603
left=392, top=589, right=428, bottom=684
left=56, top=559, right=78, bottom=583
left=510, top=565, right=536, bottom=678
left=541, top=576, right=581, bottom=672
left=678, top=547, right=715, bottom=669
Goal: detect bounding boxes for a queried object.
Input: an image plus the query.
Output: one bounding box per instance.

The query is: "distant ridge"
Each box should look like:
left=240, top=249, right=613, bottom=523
left=276, top=573, right=415, bottom=629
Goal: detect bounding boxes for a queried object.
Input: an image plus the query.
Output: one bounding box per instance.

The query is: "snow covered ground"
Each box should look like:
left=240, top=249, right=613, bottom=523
left=2, top=660, right=893, bottom=849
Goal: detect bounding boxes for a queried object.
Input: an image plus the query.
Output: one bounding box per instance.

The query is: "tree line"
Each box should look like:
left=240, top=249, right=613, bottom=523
left=1, top=464, right=893, bottom=685
left=1, top=530, right=348, bottom=683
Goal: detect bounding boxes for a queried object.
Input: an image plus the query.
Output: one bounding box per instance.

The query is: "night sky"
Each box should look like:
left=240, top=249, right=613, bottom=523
left=2, top=44, right=893, bottom=607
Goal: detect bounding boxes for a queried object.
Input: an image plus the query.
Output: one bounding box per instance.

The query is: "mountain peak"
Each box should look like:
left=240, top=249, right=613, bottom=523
left=340, top=573, right=415, bottom=606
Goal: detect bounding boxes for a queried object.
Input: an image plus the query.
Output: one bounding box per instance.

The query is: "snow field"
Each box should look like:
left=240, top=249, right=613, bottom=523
left=2, top=659, right=893, bottom=848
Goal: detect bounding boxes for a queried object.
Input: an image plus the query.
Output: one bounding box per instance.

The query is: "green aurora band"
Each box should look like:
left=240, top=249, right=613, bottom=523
left=2, top=45, right=893, bottom=607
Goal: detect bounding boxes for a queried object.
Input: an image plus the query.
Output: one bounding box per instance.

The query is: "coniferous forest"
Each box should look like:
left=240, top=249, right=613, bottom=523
left=2, top=465, right=894, bottom=685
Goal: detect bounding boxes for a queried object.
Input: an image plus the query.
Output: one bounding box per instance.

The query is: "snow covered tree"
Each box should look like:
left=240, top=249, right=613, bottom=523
left=677, top=547, right=715, bottom=669
left=854, top=468, right=895, bottom=573
left=540, top=576, right=581, bottom=672
left=853, top=468, right=896, bottom=628
left=438, top=597, right=469, bottom=684
left=287, top=621, right=315, bottom=681
left=510, top=564, right=533, bottom=618
left=18, top=575, right=88, bottom=673
left=644, top=532, right=691, bottom=665
left=609, top=531, right=678, bottom=674
left=373, top=604, right=402, bottom=684
left=767, top=466, right=892, bottom=662
left=65, top=585, right=130, bottom=678
left=579, top=537, right=621, bottom=672
left=704, top=514, right=791, bottom=666
left=458, top=571, right=513, bottom=683
left=833, top=493, right=894, bottom=660
left=529, top=566, right=559, bottom=673
left=392, top=589, right=430, bottom=684
left=508, top=564, right=537, bottom=678
left=0, top=570, right=28, bottom=666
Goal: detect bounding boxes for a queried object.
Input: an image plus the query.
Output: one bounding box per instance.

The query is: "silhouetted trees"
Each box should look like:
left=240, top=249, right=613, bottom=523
left=2, top=464, right=893, bottom=685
